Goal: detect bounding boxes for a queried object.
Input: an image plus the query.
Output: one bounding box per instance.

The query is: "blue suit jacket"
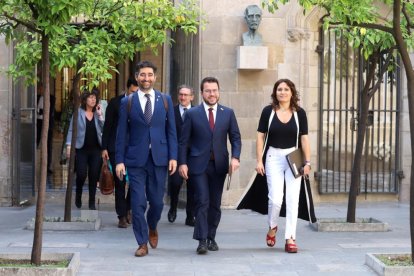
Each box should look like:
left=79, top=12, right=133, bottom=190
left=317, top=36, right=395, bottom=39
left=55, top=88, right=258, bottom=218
left=66, top=108, right=104, bottom=148
left=178, top=103, right=241, bottom=175
left=115, top=91, right=177, bottom=167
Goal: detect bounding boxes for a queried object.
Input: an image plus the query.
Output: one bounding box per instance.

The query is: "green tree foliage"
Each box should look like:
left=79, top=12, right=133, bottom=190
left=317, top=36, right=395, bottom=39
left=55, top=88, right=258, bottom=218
left=1, top=0, right=202, bottom=87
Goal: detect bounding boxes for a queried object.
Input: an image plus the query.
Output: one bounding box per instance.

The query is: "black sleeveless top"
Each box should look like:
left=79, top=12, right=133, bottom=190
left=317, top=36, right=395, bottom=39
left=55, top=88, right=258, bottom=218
left=82, top=116, right=101, bottom=150
left=257, top=105, right=308, bottom=149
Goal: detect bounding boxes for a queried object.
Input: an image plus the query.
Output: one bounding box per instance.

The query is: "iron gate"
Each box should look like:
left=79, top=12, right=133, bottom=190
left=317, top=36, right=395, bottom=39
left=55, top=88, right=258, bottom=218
left=317, top=29, right=401, bottom=194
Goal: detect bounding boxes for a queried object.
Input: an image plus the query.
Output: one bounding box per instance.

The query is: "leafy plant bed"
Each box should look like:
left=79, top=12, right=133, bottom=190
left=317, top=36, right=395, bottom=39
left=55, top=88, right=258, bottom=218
left=366, top=253, right=414, bottom=276
left=376, top=254, right=414, bottom=266
left=26, top=215, right=101, bottom=231
left=311, top=217, right=389, bottom=232
left=0, top=258, right=69, bottom=268
left=0, top=252, right=79, bottom=276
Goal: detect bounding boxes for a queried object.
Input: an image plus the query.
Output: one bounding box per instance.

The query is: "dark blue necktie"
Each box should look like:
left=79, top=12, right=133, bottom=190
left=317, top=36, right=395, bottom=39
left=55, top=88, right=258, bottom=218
left=182, top=107, right=187, bottom=120
left=144, top=94, right=152, bottom=124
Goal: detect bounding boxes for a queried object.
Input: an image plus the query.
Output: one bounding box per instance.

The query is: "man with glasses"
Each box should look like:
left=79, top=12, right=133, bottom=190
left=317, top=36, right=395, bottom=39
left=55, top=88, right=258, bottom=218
left=167, top=85, right=196, bottom=226
left=178, top=77, right=242, bottom=254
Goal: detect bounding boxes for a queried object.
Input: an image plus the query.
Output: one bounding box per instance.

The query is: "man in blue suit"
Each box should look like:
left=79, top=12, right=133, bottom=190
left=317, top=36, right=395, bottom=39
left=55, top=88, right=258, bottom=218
left=115, top=61, right=177, bottom=257
left=179, top=77, right=242, bottom=254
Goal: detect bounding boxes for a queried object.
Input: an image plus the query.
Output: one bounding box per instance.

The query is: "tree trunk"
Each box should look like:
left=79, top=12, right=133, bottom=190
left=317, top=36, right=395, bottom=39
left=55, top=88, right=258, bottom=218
left=64, top=70, right=81, bottom=222
left=392, top=0, right=414, bottom=263
left=347, top=93, right=370, bottom=222
left=31, top=35, right=49, bottom=266
left=347, top=56, right=378, bottom=222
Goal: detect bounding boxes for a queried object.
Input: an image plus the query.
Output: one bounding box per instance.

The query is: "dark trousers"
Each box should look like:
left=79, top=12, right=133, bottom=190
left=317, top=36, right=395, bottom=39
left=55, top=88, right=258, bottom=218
left=75, top=148, right=102, bottom=204
left=168, top=170, right=195, bottom=218
left=191, top=160, right=226, bottom=241
left=128, top=151, right=167, bottom=246
left=109, top=152, right=131, bottom=218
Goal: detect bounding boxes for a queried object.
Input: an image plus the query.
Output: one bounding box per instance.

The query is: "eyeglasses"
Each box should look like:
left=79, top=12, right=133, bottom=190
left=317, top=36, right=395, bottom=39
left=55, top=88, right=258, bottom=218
left=179, top=93, right=192, bottom=97
left=203, top=89, right=219, bottom=94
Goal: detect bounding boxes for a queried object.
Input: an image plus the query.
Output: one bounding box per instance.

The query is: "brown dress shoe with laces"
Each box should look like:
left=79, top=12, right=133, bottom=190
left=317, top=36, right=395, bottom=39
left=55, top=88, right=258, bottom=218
left=148, top=229, right=158, bottom=249
left=135, top=244, right=148, bottom=257
left=118, top=217, right=128, bottom=228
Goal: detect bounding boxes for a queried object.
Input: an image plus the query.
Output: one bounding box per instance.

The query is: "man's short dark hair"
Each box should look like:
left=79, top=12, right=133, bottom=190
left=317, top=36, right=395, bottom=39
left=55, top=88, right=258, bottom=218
left=135, top=61, right=157, bottom=74
left=200, top=77, right=220, bottom=92
left=127, top=77, right=138, bottom=88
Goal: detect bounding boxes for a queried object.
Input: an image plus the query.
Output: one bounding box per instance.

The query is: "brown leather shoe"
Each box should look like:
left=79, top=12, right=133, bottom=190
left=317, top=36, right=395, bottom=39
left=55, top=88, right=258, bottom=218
left=148, top=229, right=158, bottom=249
left=126, top=210, right=132, bottom=224
left=134, top=244, right=148, bottom=257
left=118, top=217, right=128, bottom=228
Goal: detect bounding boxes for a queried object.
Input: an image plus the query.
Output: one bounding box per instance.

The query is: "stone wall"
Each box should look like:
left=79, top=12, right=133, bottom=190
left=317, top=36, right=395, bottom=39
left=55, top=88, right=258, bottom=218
left=198, top=0, right=322, bottom=206
left=199, top=0, right=408, bottom=206
left=0, top=36, right=13, bottom=206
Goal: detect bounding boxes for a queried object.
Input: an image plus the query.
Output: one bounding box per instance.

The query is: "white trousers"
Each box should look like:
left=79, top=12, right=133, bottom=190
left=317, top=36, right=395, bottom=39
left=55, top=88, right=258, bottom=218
left=265, top=146, right=302, bottom=240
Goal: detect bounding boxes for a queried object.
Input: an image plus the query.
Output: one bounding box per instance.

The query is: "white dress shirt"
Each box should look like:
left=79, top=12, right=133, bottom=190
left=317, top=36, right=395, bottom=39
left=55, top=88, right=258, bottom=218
left=203, top=102, right=217, bottom=123
left=138, top=89, right=155, bottom=115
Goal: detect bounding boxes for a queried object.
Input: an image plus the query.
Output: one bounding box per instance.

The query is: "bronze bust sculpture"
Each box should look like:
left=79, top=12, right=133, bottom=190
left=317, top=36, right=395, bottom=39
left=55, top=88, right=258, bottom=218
left=242, top=5, right=263, bottom=46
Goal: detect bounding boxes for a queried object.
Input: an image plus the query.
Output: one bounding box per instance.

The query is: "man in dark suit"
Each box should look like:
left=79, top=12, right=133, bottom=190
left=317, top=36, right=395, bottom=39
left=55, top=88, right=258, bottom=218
left=178, top=77, right=242, bottom=254
left=115, top=61, right=178, bottom=257
left=102, top=77, right=138, bottom=228
left=167, top=85, right=195, bottom=226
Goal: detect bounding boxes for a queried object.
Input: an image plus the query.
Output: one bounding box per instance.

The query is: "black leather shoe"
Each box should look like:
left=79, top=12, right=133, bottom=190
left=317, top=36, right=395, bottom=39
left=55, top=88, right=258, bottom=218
left=168, top=208, right=177, bottom=223
left=185, top=217, right=195, bottom=227
left=196, top=240, right=208, bottom=255
left=89, top=201, right=96, bottom=210
left=207, top=239, right=219, bottom=251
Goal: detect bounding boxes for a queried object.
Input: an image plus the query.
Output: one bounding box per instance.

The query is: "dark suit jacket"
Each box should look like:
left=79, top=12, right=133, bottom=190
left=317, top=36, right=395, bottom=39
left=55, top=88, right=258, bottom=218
left=178, top=103, right=241, bottom=175
left=174, top=104, right=193, bottom=139
left=102, top=94, right=124, bottom=153
left=115, top=90, right=177, bottom=167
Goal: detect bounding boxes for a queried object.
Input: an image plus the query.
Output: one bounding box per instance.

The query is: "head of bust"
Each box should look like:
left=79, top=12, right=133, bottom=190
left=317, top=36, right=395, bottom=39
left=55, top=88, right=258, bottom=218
left=244, top=5, right=262, bottom=32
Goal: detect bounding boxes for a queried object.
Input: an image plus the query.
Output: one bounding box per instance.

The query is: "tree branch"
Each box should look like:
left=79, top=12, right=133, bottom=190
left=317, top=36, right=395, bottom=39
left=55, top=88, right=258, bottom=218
left=402, top=2, right=414, bottom=34
left=92, top=0, right=100, bottom=19
left=3, top=13, right=39, bottom=33
left=104, top=1, right=125, bottom=17
left=330, top=21, right=394, bottom=34
left=24, top=0, right=39, bottom=19
left=368, top=48, right=396, bottom=97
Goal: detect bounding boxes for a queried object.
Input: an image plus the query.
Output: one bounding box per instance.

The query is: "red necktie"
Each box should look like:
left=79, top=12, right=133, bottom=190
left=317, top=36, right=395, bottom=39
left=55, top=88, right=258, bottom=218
left=208, top=108, right=214, bottom=130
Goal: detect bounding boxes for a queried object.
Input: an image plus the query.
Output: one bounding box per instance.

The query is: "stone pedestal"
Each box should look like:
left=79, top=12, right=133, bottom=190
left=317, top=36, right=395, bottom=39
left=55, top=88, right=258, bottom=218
left=237, top=46, right=268, bottom=70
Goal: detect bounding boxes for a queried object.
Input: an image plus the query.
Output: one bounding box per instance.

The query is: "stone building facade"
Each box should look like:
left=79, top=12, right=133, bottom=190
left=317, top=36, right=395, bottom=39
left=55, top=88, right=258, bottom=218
left=0, top=0, right=411, bottom=206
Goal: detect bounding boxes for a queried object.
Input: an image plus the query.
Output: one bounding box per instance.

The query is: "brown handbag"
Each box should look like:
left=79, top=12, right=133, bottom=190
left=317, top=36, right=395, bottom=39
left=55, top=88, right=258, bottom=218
left=99, top=159, right=114, bottom=195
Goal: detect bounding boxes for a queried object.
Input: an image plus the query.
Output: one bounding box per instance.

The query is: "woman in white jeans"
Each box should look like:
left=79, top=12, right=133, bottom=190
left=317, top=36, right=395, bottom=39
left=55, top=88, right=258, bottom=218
left=255, top=79, right=310, bottom=253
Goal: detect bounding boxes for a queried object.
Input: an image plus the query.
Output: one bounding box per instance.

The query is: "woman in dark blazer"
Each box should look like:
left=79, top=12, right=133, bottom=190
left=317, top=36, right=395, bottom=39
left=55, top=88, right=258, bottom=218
left=66, top=88, right=104, bottom=210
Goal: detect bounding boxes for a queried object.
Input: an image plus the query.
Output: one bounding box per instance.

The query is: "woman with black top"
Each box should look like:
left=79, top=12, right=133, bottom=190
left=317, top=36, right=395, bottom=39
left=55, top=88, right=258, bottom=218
left=256, top=79, right=311, bottom=253
left=66, top=89, right=104, bottom=210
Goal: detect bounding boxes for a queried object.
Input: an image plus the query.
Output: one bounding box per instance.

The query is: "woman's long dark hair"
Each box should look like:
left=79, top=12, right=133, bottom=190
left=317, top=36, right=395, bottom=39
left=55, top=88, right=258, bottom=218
left=270, top=79, right=300, bottom=111
left=80, top=88, right=100, bottom=112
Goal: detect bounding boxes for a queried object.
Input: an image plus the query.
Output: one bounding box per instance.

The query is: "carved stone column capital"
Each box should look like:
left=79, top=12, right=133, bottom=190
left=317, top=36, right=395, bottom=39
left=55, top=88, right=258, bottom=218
left=287, top=28, right=310, bottom=42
